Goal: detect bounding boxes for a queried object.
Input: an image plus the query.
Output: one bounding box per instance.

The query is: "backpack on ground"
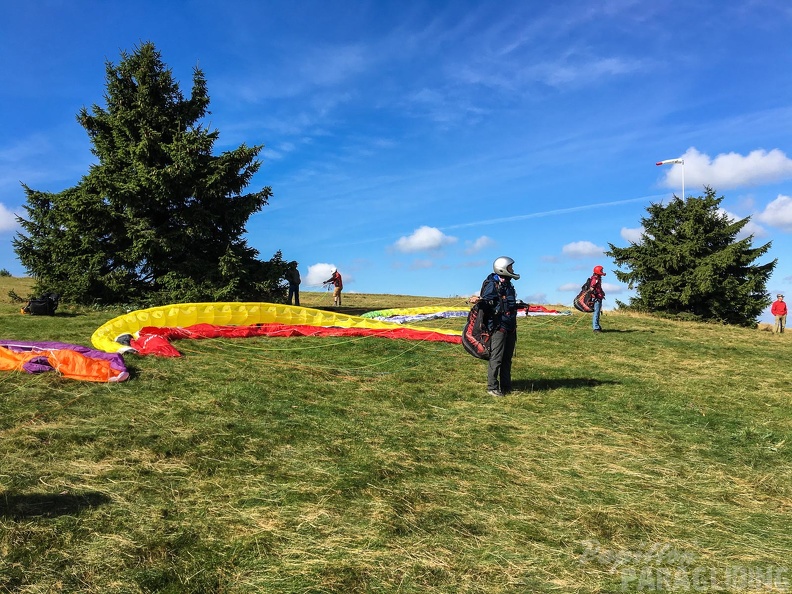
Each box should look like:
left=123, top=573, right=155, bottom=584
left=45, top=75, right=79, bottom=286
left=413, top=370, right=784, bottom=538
left=572, top=277, right=595, bottom=313
left=21, top=293, right=60, bottom=316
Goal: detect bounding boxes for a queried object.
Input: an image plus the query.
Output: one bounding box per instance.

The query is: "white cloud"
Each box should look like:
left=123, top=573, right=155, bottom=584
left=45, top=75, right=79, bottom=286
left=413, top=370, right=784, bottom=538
left=756, top=195, right=792, bottom=232
left=718, top=208, right=766, bottom=239
left=559, top=282, right=581, bottom=292
left=0, top=203, right=18, bottom=233
left=620, top=226, right=644, bottom=244
left=536, top=56, right=641, bottom=89
left=393, top=226, right=457, bottom=253
left=659, top=147, right=792, bottom=192
left=227, top=43, right=371, bottom=102
left=464, top=235, right=494, bottom=254
left=561, top=240, right=604, bottom=258
left=306, top=263, right=338, bottom=287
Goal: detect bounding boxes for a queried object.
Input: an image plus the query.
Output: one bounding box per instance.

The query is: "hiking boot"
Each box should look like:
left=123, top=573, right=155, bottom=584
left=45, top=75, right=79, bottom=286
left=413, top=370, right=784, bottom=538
left=487, top=389, right=504, bottom=397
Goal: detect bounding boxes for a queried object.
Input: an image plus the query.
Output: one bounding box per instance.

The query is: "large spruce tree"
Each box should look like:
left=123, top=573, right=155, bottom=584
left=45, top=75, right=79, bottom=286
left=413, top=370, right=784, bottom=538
left=606, top=187, right=775, bottom=326
left=14, top=42, right=287, bottom=305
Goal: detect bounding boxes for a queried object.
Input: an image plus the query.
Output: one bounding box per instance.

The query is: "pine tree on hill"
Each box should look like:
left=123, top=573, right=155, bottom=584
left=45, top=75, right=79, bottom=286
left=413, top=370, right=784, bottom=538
left=14, top=42, right=288, bottom=305
left=606, top=187, right=776, bottom=326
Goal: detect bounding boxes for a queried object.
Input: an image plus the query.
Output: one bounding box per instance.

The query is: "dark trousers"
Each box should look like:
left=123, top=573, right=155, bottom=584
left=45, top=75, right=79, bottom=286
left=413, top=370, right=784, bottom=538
left=488, top=328, right=516, bottom=392
left=288, top=283, right=300, bottom=306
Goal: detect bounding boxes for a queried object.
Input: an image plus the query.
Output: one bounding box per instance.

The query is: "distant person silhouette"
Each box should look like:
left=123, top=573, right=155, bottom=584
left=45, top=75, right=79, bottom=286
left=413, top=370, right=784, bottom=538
left=285, top=264, right=301, bottom=306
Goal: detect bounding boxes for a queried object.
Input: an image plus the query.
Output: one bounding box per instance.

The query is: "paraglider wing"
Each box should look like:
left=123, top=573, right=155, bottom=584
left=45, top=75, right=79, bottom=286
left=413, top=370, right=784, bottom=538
left=0, top=340, right=129, bottom=382
left=91, top=302, right=462, bottom=356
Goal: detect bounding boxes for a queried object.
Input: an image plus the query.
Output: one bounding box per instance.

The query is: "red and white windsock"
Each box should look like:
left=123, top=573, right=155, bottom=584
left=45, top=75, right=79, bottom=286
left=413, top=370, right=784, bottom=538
left=655, top=158, right=685, bottom=198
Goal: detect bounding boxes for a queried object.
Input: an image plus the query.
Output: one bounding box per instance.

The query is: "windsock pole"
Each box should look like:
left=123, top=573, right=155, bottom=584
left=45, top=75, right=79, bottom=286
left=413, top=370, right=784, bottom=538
left=656, top=158, right=685, bottom=199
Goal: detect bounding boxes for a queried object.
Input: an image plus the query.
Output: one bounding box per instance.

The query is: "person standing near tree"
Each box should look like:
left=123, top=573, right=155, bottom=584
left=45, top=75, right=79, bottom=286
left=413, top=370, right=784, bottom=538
left=771, top=293, right=786, bottom=334
left=323, top=269, right=343, bottom=306
left=285, top=264, right=301, bottom=306
left=591, top=265, right=606, bottom=333
left=479, top=256, right=520, bottom=397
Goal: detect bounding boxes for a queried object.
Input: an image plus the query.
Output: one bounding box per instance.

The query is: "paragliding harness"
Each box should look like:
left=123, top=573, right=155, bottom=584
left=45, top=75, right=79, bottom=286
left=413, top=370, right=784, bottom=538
left=462, top=298, right=493, bottom=360
left=462, top=277, right=498, bottom=360
left=21, top=293, right=60, bottom=316
left=573, top=277, right=595, bottom=313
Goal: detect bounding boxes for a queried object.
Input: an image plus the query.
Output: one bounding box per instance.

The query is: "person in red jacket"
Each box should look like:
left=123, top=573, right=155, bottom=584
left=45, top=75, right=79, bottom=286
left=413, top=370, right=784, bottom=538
left=771, top=294, right=786, bottom=334
left=323, top=269, right=343, bottom=306
left=590, top=265, right=606, bottom=332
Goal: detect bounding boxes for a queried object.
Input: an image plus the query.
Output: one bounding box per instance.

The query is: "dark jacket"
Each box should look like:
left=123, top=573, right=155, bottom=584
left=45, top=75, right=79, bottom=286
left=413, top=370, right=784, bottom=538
left=480, top=273, right=518, bottom=332
left=285, top=268, right=301, bottom=286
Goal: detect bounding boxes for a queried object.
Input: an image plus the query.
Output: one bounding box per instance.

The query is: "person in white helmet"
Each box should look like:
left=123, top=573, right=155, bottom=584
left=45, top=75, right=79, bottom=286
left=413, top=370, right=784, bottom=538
left=323, top=269, right=343, bottom=306
left=478, top=256, right=520, bottom=397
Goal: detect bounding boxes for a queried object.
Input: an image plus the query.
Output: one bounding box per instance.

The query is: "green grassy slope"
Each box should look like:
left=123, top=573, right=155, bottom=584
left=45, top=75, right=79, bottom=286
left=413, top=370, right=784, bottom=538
left=1, top=278, right=790, bottom=593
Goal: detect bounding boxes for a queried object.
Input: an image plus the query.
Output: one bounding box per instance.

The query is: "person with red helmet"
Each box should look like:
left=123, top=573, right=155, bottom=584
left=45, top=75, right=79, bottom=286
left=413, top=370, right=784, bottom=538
left=590, top=265, right=606, bottom=332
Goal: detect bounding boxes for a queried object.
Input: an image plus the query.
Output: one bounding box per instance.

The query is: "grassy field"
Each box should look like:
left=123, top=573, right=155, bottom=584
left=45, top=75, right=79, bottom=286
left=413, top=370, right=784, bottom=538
left=1, top=276, right=791, bottom=593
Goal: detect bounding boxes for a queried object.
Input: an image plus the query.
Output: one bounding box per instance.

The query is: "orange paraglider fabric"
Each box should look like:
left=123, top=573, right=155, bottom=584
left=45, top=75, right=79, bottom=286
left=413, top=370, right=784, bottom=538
left=0, top=340, right=129, bottom=382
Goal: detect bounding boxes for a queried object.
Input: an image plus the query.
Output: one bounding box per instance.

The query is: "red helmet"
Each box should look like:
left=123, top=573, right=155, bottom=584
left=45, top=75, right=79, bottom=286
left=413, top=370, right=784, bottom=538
left=593, top=265, right=606, bottom=276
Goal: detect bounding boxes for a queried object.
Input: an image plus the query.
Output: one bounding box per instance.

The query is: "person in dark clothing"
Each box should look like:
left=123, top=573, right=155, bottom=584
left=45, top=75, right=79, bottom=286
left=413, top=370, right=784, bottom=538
left=478, top=256, right=520, bottom=397
left=285, top=265, right=301, bottom=306
left=590, top=265, right=606, bottom=332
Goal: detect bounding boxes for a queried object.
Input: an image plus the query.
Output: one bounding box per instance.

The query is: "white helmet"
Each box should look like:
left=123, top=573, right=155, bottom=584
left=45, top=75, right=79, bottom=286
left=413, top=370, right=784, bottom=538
left=493, top=256, right=519, bottom=280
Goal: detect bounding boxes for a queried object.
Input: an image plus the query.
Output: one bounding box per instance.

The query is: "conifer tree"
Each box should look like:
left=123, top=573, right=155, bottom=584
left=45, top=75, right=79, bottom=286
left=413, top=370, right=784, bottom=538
left=14, top=42, right=285, bottom=304
left=606, top=187, right=775, bottom=326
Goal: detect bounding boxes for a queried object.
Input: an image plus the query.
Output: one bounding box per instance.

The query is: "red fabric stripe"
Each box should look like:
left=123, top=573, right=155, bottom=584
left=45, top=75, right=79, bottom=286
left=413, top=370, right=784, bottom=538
left=132, top=323, right=461, bottom=356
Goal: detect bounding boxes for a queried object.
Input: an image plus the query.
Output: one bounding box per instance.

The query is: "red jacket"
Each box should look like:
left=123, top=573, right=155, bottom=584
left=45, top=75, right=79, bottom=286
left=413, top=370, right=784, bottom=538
left=771, top=300, right=787, bottom=316
left=590, top=274, right=605, bottom=300
left=325, top=272, right=343, bottom=289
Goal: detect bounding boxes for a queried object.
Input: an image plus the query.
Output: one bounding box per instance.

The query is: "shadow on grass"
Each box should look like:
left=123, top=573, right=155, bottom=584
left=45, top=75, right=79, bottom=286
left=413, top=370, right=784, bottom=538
left=513, top=378, right=619, bottom=391
left=0, top=491, right=111, bottom=519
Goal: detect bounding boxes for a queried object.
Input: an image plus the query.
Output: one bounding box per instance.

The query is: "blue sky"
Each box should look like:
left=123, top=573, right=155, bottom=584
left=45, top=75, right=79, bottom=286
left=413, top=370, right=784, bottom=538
left=2, top=1, right=791, bottom=321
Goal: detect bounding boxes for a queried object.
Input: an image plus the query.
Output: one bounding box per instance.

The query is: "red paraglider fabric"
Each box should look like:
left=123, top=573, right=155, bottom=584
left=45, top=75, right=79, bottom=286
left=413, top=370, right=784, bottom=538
left=130, top=323, right=461, bottom=357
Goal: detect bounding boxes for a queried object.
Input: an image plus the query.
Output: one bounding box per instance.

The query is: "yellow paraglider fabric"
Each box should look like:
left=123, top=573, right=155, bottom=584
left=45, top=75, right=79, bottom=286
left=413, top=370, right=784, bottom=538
left=91, top=302, right=461, bottom=354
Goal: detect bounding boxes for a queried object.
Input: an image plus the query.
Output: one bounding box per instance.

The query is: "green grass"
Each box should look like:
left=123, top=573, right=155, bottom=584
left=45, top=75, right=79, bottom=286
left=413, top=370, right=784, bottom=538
left=1, top=277, right=791, bottom=593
